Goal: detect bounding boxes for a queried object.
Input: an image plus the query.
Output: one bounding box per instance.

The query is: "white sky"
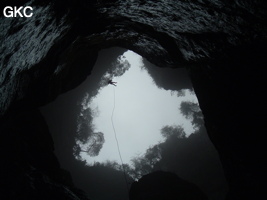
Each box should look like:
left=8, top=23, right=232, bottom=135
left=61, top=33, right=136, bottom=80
left=81, top=50, right=198, bottom=166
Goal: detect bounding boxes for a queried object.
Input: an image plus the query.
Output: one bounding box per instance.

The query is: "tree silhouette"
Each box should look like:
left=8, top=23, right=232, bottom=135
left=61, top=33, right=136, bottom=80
left=103, top=160, right=121, bottom=171
left=73, top=131, right=105, bottom=159
left=145, top=145, right=162, bottom=166
left=76, top=107, right=94, bottom=144
left=126, top=101, right=228, bottom=199
left=110, top=55, right=131, bottom=77
left=128, top=145, right=162, bottom=180
left=127, top=125, right=187, bottom=180
left=180, top=101, right=203, bottom=129
left=99, top=55, right=130, bottom=87
left=80, top=132, right=105, bottom=156
left=161, top=125, right=186, bottom=139
left=74, top=104, right=105, bottom=159
left=130, top=156, right=152, bottom=179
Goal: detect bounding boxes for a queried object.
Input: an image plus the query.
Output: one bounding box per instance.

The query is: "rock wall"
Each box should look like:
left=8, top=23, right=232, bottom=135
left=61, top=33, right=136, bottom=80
left=129, top=171, right=208, bottom=200
left=190, top=45, right=267, bottom=199
left=1, top=0, right=267, bottom=199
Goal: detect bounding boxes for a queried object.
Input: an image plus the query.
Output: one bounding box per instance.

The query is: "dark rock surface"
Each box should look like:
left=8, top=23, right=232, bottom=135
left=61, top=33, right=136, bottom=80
left=1, top=0, right=267, bottom=199
left=0, top=107, right=88, bottom=199
left=129, top=171, right=208, bottom=200
left=190, top=44, right=267, bottom=199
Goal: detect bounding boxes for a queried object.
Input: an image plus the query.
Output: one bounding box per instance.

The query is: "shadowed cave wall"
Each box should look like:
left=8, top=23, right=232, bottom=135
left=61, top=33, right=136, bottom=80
left=1, top=0, right=267, bottom=199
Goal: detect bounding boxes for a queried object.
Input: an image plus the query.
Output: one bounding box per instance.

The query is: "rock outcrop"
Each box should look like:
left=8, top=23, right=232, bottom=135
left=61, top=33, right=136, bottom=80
left=0, top=107, right=88, bottom=199
left=1, top=0, right=267, bottom=199
left=129, top=171, right=208, bottom=200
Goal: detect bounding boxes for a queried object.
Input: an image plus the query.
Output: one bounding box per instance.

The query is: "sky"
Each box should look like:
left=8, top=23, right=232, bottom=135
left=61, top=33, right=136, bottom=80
left=81, top=50, right=198, bottom=166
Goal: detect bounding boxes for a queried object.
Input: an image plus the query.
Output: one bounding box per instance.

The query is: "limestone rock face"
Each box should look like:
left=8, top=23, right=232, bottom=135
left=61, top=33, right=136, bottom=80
left=1, top=0, right=267, bottom=199
left=1, top=0, right=266, bottom=116
left=129, top=171, right=208, bottom=200
left=0, top=108, right=88, bottom=199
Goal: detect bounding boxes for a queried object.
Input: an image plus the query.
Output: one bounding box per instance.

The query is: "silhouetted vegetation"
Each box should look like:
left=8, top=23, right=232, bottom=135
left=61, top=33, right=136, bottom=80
left=74, top=50, right=131, bottom=160
left=40, top=48, right=136, bottom=200
left=180, top=101, right=203, bottom=130
left=161, top=125, right=186, bottom=139
left=74, top=131, right=105, bottom=158
left=105, top=100, right=228, bottom=200
left=40, top=48, right=227, bottom=200
left=99, top=54, right=130, bottom=87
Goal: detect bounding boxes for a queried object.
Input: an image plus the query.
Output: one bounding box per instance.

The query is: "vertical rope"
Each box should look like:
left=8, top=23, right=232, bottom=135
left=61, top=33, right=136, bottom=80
left=111, top=86, right=130, bottom=193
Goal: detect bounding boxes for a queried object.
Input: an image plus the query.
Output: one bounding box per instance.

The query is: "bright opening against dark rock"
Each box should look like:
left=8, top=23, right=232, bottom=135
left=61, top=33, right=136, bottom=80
left=40, top=47, right=228, bottom=200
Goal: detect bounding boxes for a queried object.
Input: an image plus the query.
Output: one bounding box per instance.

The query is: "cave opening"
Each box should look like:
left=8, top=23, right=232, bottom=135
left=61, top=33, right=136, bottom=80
left=79, top=49, right=197, bottom=165
left=40, top=47, right=228, bottom=200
